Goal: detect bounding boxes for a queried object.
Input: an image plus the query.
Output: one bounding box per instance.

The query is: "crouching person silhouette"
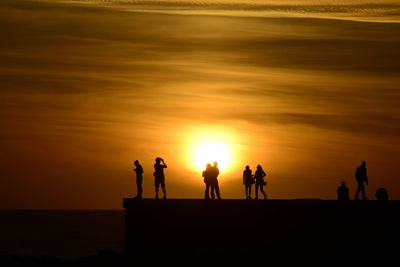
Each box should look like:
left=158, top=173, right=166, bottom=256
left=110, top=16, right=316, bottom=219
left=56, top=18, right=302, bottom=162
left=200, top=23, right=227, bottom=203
left=154, top=157, right=167, bottom=199
left=337, top=181, right=349, bottom=200
left=375, top=188, right=389, bottom=201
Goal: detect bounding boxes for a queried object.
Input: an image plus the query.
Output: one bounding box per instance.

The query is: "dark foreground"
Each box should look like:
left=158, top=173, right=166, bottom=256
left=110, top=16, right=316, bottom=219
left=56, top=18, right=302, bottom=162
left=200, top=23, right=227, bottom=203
left=1, top=200, right=399, bottom=266
left=124, top=199, right=400, bottom=267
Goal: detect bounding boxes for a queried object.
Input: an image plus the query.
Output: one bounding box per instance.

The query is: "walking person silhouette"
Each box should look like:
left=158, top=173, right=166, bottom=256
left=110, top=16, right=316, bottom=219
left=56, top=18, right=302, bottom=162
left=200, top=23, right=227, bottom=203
left=133, top=160, right=143, bottom=199
left=254, top=165, right=267, bottom=200
left=203, top=163, right=213, bottom=199
left=354, top=161, right=368, bottom=200
left=154, top=157, right=167, bottom=199
left=210, top=161, right=221, bottom=200
left=243, top=165, right=254, bottom=199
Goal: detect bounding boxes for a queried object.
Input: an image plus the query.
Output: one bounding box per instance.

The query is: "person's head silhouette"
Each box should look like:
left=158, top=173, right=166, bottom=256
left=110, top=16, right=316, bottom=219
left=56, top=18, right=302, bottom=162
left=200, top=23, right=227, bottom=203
left=134, top=160, right=139, bottom=166
left=245, top=165, right=250, bottom=170
left=257, top=164, right=262, bottom=170
left=341, top=181, right=346, bottom=187
left=213, top=161, right=218, bottom=167
left=206, top=163, right=211, bottom=169
left=362, top=161, right=367, bottom=167
left=155, top=157, right=162, bottom=164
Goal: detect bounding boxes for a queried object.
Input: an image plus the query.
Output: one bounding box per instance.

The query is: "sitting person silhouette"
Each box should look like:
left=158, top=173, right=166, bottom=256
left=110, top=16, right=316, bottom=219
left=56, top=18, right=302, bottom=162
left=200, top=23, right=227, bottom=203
left=133, top=160, right=144, bottom=199
left=254, top=165, right=267, bottom=200
left=203, top=163, right=213, bottom=199
left=154, top=157, right=167, bottom=199
left=375, top=188, right=389, bottom=201
left=209, top=161, right=221, bottom=200
left=354, top=161, right=368, bottom=200
left=243, top=165, right=254, bottom=199
left=337, top=181, right=349, bottom=200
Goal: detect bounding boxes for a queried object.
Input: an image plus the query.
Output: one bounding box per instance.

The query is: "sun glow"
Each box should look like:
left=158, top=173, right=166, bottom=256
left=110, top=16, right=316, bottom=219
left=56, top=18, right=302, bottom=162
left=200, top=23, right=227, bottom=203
left=194, top=141, right=231, bottom=171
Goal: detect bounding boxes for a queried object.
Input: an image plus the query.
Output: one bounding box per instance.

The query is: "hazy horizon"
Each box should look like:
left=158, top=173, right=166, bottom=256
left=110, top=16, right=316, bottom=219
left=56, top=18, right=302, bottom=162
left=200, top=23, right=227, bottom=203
left=1, top=0, right=399, bottom=208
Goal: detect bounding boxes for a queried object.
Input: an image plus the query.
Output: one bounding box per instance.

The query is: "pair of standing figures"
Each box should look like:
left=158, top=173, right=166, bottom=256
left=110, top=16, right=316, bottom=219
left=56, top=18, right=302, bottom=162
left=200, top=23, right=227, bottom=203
left=133, top=157, right=167, bottom=200
left=243, top=165, right=267, bottom=200
left=202, top=162, right=221, bottom=200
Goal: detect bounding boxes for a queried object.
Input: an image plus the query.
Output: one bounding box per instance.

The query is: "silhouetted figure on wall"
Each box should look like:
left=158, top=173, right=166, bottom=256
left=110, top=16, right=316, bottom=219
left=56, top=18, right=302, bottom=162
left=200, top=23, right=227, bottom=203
left=337, top=181, right=349, bottom=200
left=133, top=160, right=143, bottom=199
left=254, top=165, right=267, bottom=200
left=243, top=165, right=254, bottom=199
left=354, top=161, right=368, bottom=200
left=375, top=188, right=389, bottom=201
left=203, top=163, right=213, bottom=199
left=154, top=157, right=167, bottom=199
left=210, top=161, right=221, bottom=200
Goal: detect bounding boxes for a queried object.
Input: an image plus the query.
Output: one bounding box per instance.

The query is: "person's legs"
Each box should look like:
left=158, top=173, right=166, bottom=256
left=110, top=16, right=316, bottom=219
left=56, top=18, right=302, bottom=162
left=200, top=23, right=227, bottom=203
left=260, top=184, right=267, bottom=199
left=155, top=183, right=159, bottom=199
left=161, top=182, right=167, bottom=199
left=214, top=180, right=221, bottom=199
left=137, top=178, right=143, bottom=199
left=248, top=185, right=252, bottom=199
left=245, top=185, right=248, bottom=199
left=205, top=183, right=211, bottom=199
left=360, top=184, right=367, bottom=200
left=255, top=184, right=259, bottom=199
left=354, top=183, right=361, bottom=200
left=211, top=183, right=215, bottom=199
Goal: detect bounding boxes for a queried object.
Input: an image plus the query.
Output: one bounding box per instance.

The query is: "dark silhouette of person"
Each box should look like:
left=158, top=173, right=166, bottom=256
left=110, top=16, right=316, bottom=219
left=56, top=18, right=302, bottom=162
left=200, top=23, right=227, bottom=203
left=254, top=164, right=267, bottom=200
left=243, top=165, right=254, bottom=199
left=209, top=161, right=221, bottom=200
left=133, top=160, right=143, bottom=199
left=154, top=157, right=167, bottom=199
left=203, top=163, right=213, bottom=199
left=354, top=161, right=368, bottom=200
left=375, top=188, right=389, bottom=201
left=337, top=181, right=349, bottom=200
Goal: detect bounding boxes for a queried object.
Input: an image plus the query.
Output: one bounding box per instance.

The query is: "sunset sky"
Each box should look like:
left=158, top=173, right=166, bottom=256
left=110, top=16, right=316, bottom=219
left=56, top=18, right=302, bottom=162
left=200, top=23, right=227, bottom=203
left=1, top=0, right=399, bottom=208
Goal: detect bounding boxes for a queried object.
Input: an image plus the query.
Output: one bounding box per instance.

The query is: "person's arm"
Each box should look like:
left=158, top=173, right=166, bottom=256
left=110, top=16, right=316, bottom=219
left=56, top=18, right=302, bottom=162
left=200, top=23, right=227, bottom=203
left=365, top=169, right=368, bottom=185
left=162, top=160, right=167, bottom=168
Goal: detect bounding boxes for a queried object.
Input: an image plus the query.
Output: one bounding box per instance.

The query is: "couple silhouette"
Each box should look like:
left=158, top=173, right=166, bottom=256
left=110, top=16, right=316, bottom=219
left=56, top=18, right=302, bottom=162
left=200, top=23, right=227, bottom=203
left=202, top=162, right=221, bottom=200
left=243, top=165, right=267, bottom=200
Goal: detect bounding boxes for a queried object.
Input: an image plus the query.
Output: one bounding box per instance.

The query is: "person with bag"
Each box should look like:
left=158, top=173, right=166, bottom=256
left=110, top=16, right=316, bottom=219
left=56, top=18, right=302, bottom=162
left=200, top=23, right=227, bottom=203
left=254, top=164, right=267, bottom=200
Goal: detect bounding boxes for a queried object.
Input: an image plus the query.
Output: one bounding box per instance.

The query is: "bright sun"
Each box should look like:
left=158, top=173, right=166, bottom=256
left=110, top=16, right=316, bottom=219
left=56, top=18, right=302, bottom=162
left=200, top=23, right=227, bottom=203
left=193, top=140, right=231, bottom=172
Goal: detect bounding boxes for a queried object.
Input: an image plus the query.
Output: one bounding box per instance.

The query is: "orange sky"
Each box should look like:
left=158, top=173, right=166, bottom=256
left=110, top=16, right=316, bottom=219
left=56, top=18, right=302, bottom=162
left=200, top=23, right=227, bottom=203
left=0, top=0, right=399, bottom=208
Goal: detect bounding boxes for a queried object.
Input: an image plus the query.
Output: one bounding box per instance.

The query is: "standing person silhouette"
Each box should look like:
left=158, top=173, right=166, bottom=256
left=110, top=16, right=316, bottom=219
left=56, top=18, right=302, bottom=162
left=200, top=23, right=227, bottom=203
left=254, top=165, right=267, bottom=200
left=243, top=165, right=254, bottom=199
left=337, top=181, right=349, bottom=200
left=354, top=161, right=368, bottom=200
left=203, top=163, right=212, bottom=199
left=210, top=161, right=221, bottom=200
left=154, top=157, right=167, bottom=200
left=133, top=160, right=144, bottom=199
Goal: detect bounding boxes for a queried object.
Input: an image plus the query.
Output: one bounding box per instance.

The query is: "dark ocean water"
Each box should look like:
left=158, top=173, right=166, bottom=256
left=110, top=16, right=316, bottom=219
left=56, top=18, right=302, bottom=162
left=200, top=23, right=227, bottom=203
left=0, top=210, right=124, bottom=259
